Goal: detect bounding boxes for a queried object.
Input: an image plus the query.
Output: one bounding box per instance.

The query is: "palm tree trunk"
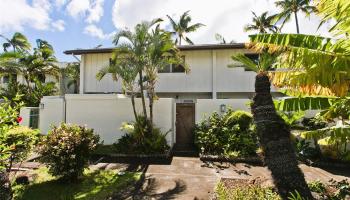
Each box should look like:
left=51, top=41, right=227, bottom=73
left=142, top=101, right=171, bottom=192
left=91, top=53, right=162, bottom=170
left=138, top=71, right=148, bottom=119
left=294, top=11, right=300, bottom=34
left=131, top=93, right=138, bottom=122
left=252, top=73, right=312, bottom=199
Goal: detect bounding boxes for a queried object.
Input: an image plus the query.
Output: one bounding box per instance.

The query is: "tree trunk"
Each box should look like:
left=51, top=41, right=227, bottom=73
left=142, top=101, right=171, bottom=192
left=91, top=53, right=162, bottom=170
left=138, top=71, right=148, bottom=119
left=131, top=93, right=138, bottom=122
left=149, top=88, right=154, bottom=126
left=252, top=73, right=312, bottom=199
left=294, top=11, right=300, bottom=34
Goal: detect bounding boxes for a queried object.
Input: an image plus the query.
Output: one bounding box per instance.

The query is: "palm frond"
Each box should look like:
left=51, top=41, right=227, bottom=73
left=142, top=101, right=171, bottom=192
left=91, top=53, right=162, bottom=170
left=274, top=96, right=334, bottom=111
left=230, top=54, right=259, bottom=72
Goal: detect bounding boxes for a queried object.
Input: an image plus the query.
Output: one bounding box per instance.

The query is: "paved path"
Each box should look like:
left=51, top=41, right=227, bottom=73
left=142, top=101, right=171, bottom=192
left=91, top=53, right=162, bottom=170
left=137, top=157, right=350, bottom=200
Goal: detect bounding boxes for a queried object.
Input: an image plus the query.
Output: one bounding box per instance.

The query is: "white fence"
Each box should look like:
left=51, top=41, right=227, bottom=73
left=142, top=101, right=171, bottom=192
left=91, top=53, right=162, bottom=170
left=39, top=95, right=175, bottom=145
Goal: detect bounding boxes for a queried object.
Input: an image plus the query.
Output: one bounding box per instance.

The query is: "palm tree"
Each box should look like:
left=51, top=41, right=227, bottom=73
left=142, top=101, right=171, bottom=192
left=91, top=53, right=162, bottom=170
left=111, top=19, right=163, bottom=120
left=145, top=25, right=187, bottom=124
left=244, top=11, right=279, bottom=33
left=97, top=53, right=139, bottom=121
left=0, top=39, right=59, bottom=94
left=65, top=63, right=80, bottom=94
left=230, top=52, right=313, bottom=199
left=167, top=11, right=204, bottom=45
left=0, top=32, right=31, bottom=52
left=275, top=0, right=316, bottom=33
left=215, top=33, right=236, bottom=44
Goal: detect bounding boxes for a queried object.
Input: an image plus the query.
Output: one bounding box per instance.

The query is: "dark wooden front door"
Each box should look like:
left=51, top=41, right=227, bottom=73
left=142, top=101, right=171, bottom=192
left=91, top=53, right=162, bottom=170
left=176, top=103, right=195, bottom=150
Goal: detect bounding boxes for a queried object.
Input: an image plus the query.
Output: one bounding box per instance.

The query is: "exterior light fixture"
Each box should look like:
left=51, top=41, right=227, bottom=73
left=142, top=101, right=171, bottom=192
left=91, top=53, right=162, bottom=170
left=220, top=104, right=226, bottom=113
left=39, top=103, right=44, bottom=109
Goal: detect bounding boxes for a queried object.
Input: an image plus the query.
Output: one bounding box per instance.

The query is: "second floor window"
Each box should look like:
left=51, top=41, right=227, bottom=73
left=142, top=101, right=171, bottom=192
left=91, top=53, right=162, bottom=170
left=159, top=56, right=186, bottom=73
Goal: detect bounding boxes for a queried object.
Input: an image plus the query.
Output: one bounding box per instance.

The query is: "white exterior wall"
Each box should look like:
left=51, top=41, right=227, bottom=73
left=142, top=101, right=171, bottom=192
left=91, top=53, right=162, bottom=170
left=195, top=99, right=251, bottom=123
left=19, top=107, right=32, bottom=127
left=80, top=49, right=265, bottom=96
left=39, top=96, right=65, bottom=134
left=82, top=53, right=122, bottom=93
left=39, top=95, right=175, bottom=145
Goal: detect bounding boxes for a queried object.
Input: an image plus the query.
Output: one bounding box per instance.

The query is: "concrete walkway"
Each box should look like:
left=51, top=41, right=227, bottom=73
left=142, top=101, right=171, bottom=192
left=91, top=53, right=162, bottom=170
left=135, top=157, right=350, bottom=200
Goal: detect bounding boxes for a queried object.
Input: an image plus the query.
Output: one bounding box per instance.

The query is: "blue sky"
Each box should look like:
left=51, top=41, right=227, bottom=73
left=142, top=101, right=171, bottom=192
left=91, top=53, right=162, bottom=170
left=0, top=0, right=331, bottom=62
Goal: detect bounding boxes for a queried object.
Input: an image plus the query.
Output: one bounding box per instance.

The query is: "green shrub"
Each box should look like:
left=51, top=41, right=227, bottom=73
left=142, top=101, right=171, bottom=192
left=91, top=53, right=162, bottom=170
left=114, top=115, right=170, bottom=154
left=215, top=182, right=280, bottom=200
left=1, top=126, right=39, bottom=166
left=194, top=109, right=257, bottom=157
left=39, top=123, right=100, bottom=182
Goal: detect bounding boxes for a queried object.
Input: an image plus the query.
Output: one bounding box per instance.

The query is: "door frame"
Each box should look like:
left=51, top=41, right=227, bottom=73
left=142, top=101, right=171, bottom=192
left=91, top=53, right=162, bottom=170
left=175, top=103, right=195, bottom=145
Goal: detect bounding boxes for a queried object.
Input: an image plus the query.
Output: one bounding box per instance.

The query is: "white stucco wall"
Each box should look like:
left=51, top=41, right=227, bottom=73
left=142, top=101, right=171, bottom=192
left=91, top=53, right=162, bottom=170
left=195, top=99, right=251, bottom=123
left=80, top=49, right=266, bottom=96
left=39, top=96, right=65, bottom=134
left=39, top=95, right=175, bottom=145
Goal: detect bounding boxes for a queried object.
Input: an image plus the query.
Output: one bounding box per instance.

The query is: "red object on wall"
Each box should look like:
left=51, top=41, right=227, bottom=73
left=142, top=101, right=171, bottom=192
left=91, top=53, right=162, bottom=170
left=17, top=116, right=23, bottom=123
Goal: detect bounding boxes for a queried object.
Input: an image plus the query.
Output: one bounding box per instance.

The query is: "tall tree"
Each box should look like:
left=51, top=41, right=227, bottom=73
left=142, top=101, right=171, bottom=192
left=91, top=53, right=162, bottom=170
left=230, top=52, right=313, bottom=199
left=275, top=0, right=316, bottom=33
left=145, top=25, right=187, bottom=124
left=244, top=11, right=279, bottom=33
left=0, top=39, right=59, bottom=94
left=112, top=19, right=163, bottom=120
left=97, top=52, right=139, bottom=121
left=167, top=10, right=204, bottom=45
left=0, top=32, right=31, bottom=52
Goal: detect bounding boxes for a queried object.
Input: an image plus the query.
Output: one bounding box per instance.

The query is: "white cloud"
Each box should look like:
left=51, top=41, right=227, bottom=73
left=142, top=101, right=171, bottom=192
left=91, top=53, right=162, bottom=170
left=52, top=19, right=65, bottom=31
left=66, top=0, right=90, bottom=19
left=54, top=0, right=67, bottom=8
left=83, top=24, right=114, bottom=39
left=66, top=0, right=104, bottom=23
left=112, top=0, right=331, bottom=44
left=86, top=0, right=104, bottom=23
left=0, top=0, right=52, bottom=32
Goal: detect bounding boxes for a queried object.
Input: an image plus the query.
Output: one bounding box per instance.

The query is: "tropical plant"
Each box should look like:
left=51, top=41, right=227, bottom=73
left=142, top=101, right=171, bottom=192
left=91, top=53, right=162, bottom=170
left=167, top=10, right=204, bottom=45
left=229, top=52, right=313, bottom=198
left=274, top=96, right=333, bottom=112
left=215, top=33, right=236, bottom=44
left=250, top=34, right=350, bottom=97
left=64, top=63, right=80, bottom=94
left=0, top=78, right=58, bottom=107
left=0, top=126, right=39, bottom=172
left=0, top=32, right=31, bottom=52
left=274, top=0, right=316, bottom=33
left=110, top=20, right=164, bottom=121
left=114, top=115, right=170, bottom=154
left=145, top=25, right=187, bottom=124
left=0, top=38, right=59, bottom=94
left=0, top=96, right=38, bottom=200
left=194, top=109, right=257, bottom=157
left=244, top=11, right=279, bottom=33
left=39, top=123, right=100, bottom=182
left=97, top=55, right=139, bottom=120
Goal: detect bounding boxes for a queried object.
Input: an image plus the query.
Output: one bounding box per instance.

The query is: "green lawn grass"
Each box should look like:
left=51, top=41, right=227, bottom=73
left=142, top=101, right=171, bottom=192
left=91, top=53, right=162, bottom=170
left=13, top=167, right=141, bottom=200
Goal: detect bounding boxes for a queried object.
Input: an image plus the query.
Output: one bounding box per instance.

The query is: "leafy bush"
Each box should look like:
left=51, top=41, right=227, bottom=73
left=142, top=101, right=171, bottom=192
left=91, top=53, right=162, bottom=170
left=39, top=123, right=100, bottom=182
left=114, top=115, right=170, bottom=154
left=215, top=182, right=280, bottom=200
left=0, top=96, right=38, bottom=200
left=1, top=126, right=39, bottom=167
left=194, top=109, right=257, bottom=157
left=0, top=79, right=58, bottom=107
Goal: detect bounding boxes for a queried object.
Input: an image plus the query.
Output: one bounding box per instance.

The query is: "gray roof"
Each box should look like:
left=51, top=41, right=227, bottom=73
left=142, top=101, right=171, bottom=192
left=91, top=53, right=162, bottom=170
left=64, top=43, right=247, bottom=55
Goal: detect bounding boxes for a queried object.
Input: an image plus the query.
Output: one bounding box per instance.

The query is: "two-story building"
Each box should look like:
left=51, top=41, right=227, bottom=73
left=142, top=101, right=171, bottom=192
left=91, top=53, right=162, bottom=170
left=37, top=44, right=283, bottom=148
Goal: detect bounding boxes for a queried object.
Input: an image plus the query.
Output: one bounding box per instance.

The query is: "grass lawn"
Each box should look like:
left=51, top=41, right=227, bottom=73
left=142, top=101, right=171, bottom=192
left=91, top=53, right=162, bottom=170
left=13, top=167, right=141, bottom=200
